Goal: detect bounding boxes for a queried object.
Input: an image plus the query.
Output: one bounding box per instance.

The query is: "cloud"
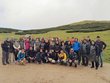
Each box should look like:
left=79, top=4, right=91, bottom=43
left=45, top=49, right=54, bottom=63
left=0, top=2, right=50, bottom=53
left=0, top=0, right=110, bottom=30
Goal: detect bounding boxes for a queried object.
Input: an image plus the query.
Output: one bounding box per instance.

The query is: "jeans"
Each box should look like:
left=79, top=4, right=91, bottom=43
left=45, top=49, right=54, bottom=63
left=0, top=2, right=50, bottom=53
left=2, top=51, right=9, bottom=64
left=99, top=52, right=103, bottom=67
left=74, top=50, right=81, bottom=65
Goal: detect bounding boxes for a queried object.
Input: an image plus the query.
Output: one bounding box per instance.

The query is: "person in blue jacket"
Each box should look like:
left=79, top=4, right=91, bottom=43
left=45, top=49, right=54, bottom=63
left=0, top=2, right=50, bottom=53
left=17, top=48, right=26, bottom=65
left=72, top=38, right=81, bottom=65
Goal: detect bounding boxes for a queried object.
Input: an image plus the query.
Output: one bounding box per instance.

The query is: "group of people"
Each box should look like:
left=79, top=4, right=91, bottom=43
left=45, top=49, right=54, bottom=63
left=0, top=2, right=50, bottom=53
left=1, top=35, right=106, bottom=70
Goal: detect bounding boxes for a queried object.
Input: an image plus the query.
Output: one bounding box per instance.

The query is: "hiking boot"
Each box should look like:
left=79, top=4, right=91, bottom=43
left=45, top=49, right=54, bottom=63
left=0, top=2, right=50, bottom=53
left=96, top=67, right=98, bottom=70
left=91, top=66, right=94, bottom=68
left=100, top=65, right=103, bottom=67
left=3, top=63, right=7, bottom=65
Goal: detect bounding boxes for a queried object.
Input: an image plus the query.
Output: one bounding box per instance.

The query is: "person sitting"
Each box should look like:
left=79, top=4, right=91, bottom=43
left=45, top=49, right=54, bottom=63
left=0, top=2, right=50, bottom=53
left=16, top=48, right=26, bottom=65
left=47, top=50, right=58, bottom=64
left=58, top=50, right=67, bottom=65
left=36, top=49, right=45, bottom=64
left=26, top=47, right=36, bottom=63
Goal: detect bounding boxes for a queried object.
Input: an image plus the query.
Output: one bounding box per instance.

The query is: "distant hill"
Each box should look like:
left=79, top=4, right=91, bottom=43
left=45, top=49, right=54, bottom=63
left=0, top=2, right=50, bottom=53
left=1, top=20, right=110, bottom=35
left=18, top=20, right=110, bottom=35
left=0, top=28, right=19, bottom=33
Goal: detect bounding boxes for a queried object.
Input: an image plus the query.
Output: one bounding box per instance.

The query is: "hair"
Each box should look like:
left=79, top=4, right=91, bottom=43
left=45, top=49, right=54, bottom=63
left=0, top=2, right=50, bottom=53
left=97, top=36, right=100, bottom=38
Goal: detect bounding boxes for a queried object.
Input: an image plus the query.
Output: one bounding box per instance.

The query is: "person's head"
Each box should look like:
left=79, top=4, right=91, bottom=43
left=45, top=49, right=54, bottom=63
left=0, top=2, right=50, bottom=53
left=51, top=49, right=54, bottom=52
left=21, top=49, right=25, bottom=53
left=91, top=40, right=95, bottom=45
left=36, top=38, right=39, bottom=42
left=19, top=37, right=23, bottom=41
left=96, top=36, right=101, bottom=41
left=60, top=50, right=64, bottom=54
left=40, top=49, right=43, bottom=52
left=41, top=38, right=45, bottom=42
left=70, top=48, right=74, bottom=53
left=61, top=41, right=65, bottom=45
left=45, top=39, right=49, bottom=43
left=49, top=50, right=52, bottom=53
left=83, top=39, right=87, bottom=43
left=26, top=38, right=29, bottom=41
left=30, top=47, right=33, bottom=50
left=80, top=40, right=83, bottom=43
left=68, top=41, right=71, bottom=45
left=31, top=37, right=34, bottom=41
left=56, top=41, right=59, bottom=44
left=45, top=50, right=48, bottom=53
left=74, top=38, right=78, bottom=42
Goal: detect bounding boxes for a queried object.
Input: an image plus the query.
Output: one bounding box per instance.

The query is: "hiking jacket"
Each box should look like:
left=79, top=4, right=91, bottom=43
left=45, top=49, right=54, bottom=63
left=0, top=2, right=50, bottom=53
left=72, top=41, right=80, bottom=51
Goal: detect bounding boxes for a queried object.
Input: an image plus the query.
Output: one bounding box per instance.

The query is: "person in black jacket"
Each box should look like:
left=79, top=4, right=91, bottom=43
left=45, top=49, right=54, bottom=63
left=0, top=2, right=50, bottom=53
left=95, top=36, right=106, bottom=67
left=26, top=47, right=36, bottom=63
left=1, top=40, right=10, bottom=65
left=47, top=50, right=58, bottom=64
left=44, top=39, right=50, bottom=51
left=8, top=39, right=15, bottom=63
left=36, top=49, right=46, bottom=64
left=65, top=41, right=72, bottom=56
left=54, top=41, right=61, bottom=53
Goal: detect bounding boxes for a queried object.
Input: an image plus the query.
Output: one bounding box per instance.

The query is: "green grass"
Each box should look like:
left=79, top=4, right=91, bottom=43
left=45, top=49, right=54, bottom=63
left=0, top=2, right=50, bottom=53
left=0, top=30, right=110, bottom=63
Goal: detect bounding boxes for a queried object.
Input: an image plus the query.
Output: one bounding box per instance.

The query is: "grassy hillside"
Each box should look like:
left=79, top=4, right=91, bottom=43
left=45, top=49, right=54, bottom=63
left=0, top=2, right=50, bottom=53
left=1, top=20, right=110, bottom=34
left=15, top=20, right=110, bottom=35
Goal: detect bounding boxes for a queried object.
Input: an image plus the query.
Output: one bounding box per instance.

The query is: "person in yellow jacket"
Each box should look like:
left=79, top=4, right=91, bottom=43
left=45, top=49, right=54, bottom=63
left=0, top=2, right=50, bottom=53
left=58, top=50, right=67, bottom=65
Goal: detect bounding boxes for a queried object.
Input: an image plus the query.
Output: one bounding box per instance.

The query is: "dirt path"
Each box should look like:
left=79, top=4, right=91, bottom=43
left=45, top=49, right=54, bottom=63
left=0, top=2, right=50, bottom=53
left=0, top=63, right=110, bottom=83
left=0, top=46, right=110, bottom=83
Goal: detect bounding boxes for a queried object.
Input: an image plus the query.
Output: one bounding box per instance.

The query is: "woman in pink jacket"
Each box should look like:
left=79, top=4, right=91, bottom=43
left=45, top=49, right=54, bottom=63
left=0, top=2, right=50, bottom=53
left=24, top=38, right=30, bottom=51
left=24, top=38, right=30, bottom=59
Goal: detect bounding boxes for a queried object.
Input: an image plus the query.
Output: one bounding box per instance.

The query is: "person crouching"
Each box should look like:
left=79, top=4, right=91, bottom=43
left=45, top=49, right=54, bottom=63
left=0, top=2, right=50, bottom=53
left=68, top=49, right=77, bottom=67
left=58, top=50, right=67, bottom=65
left=47, top=50, right=58, bottom=64
left=16, top=49, right=26, bottom=65
left=26, top=47, right=36, bottom=63
left=36, top=49, right=45, bottom=64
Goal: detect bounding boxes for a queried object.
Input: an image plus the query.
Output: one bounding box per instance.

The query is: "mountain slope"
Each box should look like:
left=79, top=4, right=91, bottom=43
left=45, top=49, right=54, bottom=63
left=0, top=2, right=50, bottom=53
left=0, top=28, right=19, bottom=33
left=16, top=20, right=110, bottom=34
left=1, top=20, right=110, bottom=34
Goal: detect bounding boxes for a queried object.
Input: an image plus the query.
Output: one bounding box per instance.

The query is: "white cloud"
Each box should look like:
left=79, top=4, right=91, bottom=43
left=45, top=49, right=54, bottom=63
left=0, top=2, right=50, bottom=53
left=0, top=0, right=110, bottom=30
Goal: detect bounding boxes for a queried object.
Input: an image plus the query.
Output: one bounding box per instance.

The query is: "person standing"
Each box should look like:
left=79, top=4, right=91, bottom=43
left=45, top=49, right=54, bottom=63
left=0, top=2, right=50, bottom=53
left=72, top=38, right=81, bottom=65
left=9, top=39, right=15, bottom=63
left=81, top=39, right=88, bottom=66
left=13, top=40, right=21, bottom=61
left=95, top=36, right=106, bottom=67
left=1, top=40, right=10, bottom=65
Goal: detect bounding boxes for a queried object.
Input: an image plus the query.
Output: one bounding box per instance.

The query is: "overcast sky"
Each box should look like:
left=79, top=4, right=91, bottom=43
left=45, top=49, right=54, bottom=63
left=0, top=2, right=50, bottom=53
left=0, top=0, right=110, bottom=30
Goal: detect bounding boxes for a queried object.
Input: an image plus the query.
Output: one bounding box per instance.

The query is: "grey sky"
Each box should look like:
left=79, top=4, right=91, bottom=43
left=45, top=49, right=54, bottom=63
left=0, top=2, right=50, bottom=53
left=0, top=0, right=110, bottom=30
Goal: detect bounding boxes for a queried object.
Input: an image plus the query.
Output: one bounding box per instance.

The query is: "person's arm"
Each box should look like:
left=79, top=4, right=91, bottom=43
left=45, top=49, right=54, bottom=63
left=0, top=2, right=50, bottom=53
left=17, top=51, right=21, bottom=61
left=79, top=42, right=81, bottom=50
left=34, top=43, right=36, bottom=51
left=63, top=53, right=67, bottom=60
left=102, top=41, right=107, bottom=50
left=13, top=44, right=17, bottom=49
left=72, top=43, right=74, bottom=49
left=18, top=45, right=20, bottom=49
